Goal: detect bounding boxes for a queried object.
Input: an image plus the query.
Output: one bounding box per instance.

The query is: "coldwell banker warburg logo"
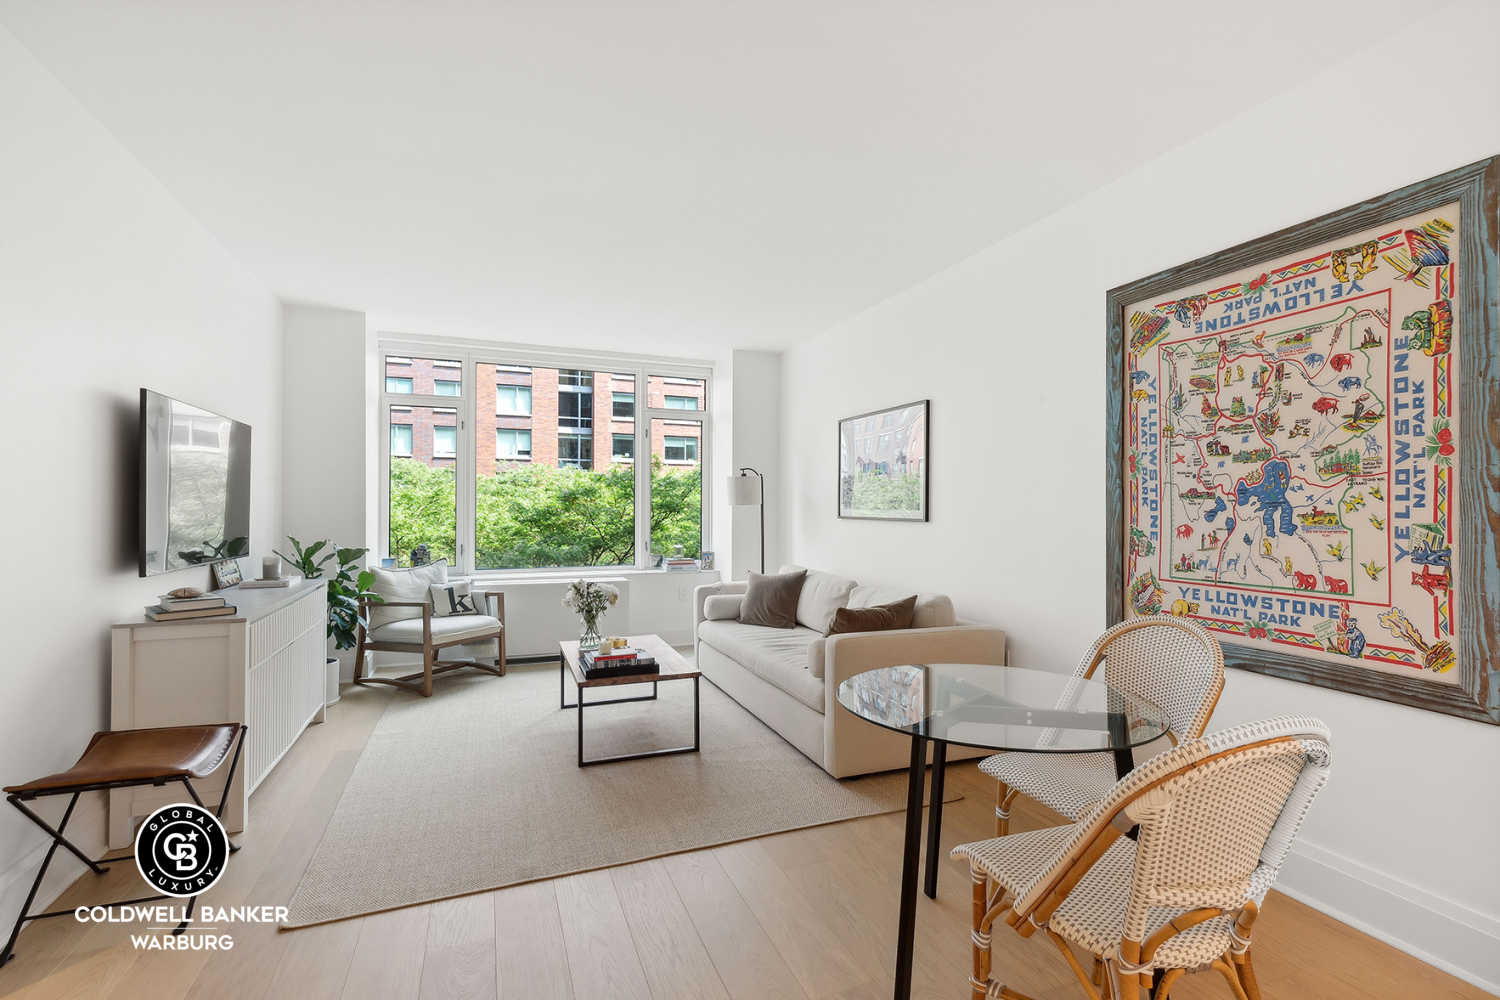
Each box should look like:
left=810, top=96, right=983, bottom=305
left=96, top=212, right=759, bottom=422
left=135, top=804, right=229, bottom=897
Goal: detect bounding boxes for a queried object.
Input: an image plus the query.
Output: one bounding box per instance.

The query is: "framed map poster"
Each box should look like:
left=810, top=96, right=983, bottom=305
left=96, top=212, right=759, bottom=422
left=1106, top=156, right=1499, bottom=724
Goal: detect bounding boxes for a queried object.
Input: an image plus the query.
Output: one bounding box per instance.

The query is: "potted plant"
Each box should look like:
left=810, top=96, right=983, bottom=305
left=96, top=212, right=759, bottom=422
left=276, top=536, right=384, bottom=703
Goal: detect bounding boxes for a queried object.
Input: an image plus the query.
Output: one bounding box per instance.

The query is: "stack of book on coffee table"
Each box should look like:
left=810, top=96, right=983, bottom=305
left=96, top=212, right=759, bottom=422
left=580, top=645, right=659, bottom=678
left=144, top=593, right=236, bottom=622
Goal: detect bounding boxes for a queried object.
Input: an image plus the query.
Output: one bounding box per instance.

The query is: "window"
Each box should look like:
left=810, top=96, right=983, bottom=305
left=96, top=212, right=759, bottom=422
left=558, top=433, right=593, bottom=469
left=386, top=350, right=708, bottom=572
left=496, top=428, right=531, bottom=460
left=882, top=412, right=895, bottom=428
left=496, top=385, right=532, bottom=415
left=878, top=433, right=891, bottom=451
left=665, top=435, right=698, bottom=462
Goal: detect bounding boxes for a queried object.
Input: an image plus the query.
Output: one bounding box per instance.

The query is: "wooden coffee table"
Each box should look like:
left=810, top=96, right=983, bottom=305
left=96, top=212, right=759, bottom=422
left=558, top=634, right=701, bottom=767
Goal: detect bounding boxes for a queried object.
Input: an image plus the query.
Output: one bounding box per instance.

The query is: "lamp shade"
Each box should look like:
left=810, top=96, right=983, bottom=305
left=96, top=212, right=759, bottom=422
left=727, top=473, right=763, bottom=506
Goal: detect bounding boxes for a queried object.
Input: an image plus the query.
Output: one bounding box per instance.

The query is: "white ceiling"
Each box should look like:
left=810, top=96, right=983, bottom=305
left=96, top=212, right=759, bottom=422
left=0, top=1, right=1450, bottom=356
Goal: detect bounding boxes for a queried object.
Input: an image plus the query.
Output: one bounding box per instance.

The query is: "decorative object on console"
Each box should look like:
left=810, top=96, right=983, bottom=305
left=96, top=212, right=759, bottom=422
left=726, top=468, right=765, bottom=572
left=824, top=595, right=917, bottom=636
left=838, top=400, right=929, bottom=521
left=240, top=576, right=292, bottom=589
left=166, top=586, right=203, bottom=599
left=562, top=579, right=619, bottom=650
left=209, top=558, right=242, bottom=590
left=430, top=581, right=477, bottom=616
left=737, top=568, right=806, bottom=629
left=261, top=555, right=282, bottom=580
left=1107, top=155, right=1500, bottom=724
left=699, top=550, right=715, bottom=571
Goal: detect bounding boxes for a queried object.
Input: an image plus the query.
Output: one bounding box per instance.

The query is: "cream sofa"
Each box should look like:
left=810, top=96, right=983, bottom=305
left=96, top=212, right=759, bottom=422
left=694, top=565, right=1007, bottom=778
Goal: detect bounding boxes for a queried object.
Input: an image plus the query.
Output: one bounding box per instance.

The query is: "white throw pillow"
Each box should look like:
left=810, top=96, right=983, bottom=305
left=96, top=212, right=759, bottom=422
left=779, top=564, right=857, bottom=634
left=368, top=560, right=448, bottom=629
left=429, top=580, right=476, bottom=617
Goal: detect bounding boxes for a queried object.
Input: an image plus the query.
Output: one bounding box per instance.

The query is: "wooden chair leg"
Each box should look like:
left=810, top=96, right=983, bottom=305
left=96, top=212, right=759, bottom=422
left=1155, top=968, right=1184, bottom=999
left=1234, top=949, right=1263, bottom=1000
left=1211, top=958, right=1252, bottom=1000
left=971, top=865, right=989, bottom=1000
left=422, top=646, right=434, bottom=697
left=996, top=782, right=1018, bottom=836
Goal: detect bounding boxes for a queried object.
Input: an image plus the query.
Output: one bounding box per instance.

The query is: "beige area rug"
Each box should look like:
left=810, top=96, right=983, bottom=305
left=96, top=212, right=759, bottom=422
left=284, top=661, right=957, bottom=927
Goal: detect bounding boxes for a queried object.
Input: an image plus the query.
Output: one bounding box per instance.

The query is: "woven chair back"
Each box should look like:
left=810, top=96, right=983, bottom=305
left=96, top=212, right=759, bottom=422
left=1087, top=616, right=1224, bottom=741
left=1006, top=716, right=1330, bottom=932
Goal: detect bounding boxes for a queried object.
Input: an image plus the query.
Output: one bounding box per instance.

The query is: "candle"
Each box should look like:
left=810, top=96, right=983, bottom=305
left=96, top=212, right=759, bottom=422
left=262, top=555, right=281, bottom=580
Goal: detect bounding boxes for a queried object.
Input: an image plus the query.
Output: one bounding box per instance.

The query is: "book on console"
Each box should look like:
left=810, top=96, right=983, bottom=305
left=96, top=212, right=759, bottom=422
left=240, top=577, right=293, bottom=589
left=145, top=604, right=237, bottom=621
left=157, top=595, right=227, bottom=611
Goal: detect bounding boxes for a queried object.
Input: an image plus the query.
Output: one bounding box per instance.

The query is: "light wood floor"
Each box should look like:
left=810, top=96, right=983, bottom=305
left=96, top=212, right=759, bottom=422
left=0, top=680, right=1488, bottom=1000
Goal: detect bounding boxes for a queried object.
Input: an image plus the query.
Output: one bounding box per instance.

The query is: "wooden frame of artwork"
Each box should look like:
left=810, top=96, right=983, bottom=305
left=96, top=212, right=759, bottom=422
left=1106, top=156, right=1499, bottom=724
left=838, top=399, right=930, bottom=521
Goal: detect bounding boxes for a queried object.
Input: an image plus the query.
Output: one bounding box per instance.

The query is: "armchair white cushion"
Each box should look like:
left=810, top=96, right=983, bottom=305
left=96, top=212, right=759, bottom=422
left=369, top=614, right=504, bottom=645
left=368, top=560, right=448, bottom=628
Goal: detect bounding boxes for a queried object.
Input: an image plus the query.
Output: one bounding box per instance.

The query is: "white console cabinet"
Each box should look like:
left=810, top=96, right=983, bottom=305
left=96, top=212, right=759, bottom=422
left=109, top=578, right=327, bottom=848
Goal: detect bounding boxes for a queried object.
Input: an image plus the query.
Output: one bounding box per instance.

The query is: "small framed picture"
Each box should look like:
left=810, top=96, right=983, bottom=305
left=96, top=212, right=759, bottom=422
left=699, top=551, right=716, bottom=571
left=210, top=558, right=243, bottom=590
left=839, top=400, right=929, bottom=521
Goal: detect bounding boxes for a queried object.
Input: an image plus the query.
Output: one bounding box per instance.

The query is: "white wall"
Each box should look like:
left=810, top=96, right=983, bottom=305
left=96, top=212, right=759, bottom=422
left=0, top=23, right=283, bottom=927
left=780, top=4, right=1500, bottom=992
left=730, top=350, right=782, bottom=579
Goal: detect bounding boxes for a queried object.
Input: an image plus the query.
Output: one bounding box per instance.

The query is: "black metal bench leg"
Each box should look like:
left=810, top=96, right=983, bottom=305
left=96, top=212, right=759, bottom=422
left=2, top=792, right=100, bottom=967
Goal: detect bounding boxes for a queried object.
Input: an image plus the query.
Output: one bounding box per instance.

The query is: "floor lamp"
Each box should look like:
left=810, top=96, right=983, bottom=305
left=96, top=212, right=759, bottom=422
left=728, top=467, right=765, bottom=575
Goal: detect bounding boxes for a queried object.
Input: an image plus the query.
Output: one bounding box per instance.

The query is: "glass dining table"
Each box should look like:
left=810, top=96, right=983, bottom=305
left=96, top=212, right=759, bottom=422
left=836, top=663, right=1172, bottom=1000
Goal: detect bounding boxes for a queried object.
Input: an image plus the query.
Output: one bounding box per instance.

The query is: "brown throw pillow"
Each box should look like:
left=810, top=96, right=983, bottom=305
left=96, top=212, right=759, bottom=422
left=738, top=569, right=808, bottom=629
left=824, top=595, right=918, bottom=636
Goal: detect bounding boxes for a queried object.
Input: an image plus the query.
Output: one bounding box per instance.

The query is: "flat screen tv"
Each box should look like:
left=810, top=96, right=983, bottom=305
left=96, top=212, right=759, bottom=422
left=139, top=388, right=252, bottom=577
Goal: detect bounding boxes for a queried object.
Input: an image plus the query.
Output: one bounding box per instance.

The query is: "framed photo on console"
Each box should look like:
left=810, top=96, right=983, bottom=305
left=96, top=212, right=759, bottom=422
left=1106, top=156, right=1500, bottom=724
left=839, top=400, right=929, bottom=521
left=210, top=558, right=243, bottom=591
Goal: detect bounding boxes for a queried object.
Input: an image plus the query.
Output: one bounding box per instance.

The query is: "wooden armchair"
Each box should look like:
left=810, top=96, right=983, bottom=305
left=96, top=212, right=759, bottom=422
left=354, top=590, right=506, bottom=697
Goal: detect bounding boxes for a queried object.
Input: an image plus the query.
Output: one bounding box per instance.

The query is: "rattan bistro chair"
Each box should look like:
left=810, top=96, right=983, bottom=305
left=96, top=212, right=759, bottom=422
left=953, top=716, right=1331, bottom=1000
left=984, top=616, right=1224, bottom=837
left=354, top=590, right=506, bottom=697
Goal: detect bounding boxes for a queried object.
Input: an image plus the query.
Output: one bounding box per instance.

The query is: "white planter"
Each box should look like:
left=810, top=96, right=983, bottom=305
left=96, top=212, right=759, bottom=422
left=325, top=657, right=340, bottom=706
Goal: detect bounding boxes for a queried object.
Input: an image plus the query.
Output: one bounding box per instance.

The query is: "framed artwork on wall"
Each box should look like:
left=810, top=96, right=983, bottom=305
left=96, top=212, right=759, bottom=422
left=838, top=400, right=929, bottom=521
left=1106, top=156, right=1499, bottom=724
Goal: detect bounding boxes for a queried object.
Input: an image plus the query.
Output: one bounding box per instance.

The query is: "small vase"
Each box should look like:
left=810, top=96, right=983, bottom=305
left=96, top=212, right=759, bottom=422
left=579, top=617, right=602, bottom=651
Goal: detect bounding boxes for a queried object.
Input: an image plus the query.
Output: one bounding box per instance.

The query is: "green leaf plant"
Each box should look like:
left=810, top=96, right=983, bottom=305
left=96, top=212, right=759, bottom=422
left=277, top=536, right=384, bottom=650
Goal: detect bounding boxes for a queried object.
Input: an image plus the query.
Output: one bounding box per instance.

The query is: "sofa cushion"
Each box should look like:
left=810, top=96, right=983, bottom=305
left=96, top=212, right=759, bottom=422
left=369, top=561, right=448, bottom=629
left=779, top=564, right=857, bottom=633
left=825, top=595, right=917, bottom=636
left=698, top=619, right=825, bottom=712
left=703, top=594, right=743, bottom=621
left=369, top=613, right=502, bottom=645
left=807, top=637, right=826, bottom=680
left=848, top=584, right=954, bottom=628
left=739, top=569, right=806, bottom=629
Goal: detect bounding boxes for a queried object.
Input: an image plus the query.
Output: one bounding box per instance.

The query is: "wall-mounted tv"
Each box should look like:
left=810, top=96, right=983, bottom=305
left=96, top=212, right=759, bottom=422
left=139, top=388, right=252, bottom=577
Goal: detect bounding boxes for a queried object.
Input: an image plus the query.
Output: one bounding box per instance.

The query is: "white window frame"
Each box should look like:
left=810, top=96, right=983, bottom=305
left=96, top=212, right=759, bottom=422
left=495, top=384, right=532, bottom=416
left=496, top=427, right=532, bottom=461
left=432, top=424, right=457, bottom=458
left=378, top=337, right=713, bottom=576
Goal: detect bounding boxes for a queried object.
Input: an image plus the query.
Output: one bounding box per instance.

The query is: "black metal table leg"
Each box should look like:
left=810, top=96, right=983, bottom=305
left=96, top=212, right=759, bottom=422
left=923, top=739, right=947, bottom=900
left=893, top=733, right=926, bottom=1000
